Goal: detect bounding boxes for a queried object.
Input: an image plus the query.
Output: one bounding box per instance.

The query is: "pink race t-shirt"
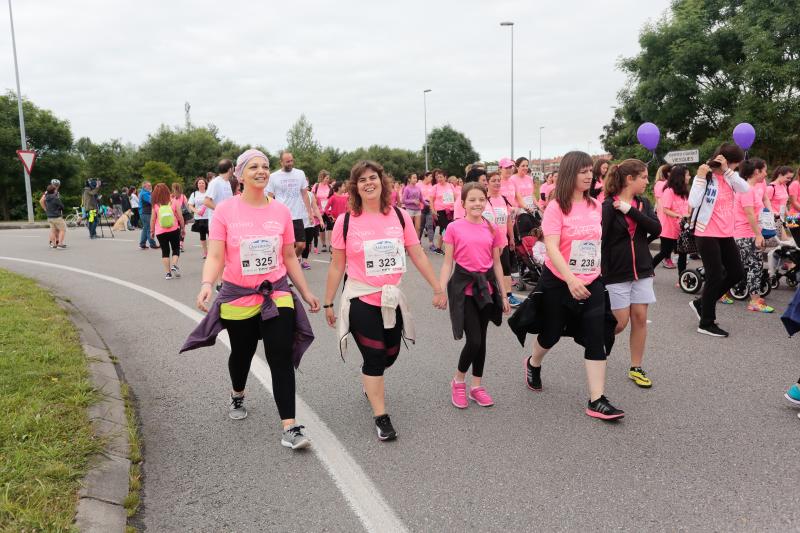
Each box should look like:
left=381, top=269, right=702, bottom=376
left=419, top=183, right=434, bottom=207
left=787, top=181, right=800, bottom=215
left=512, top=175, right=535, bottom=209
left=766, top=183, right=789, bottom=213
left=314, top=183, right=331, bottom=211
left=325, top=193, right=349, bottom=220
left=432, top=183, right=456, bottom=212
left=733, top=186, right=759, bottom=239
left=539, top=182, right=555, bottom=208
left=659, top=188, right=688, bottom=240
left=331, top=209, right=420, bottom=307
left=444, top=218, right=504, bottom=296
left=209, top=196, right=295, bottom=308
left=541, top=198, right=602, bottom=284
left=485, top=195, right=511, bottom=247
left=153, top=202, right=181, bottom=236
left=500, top=178, right=518, bottom=208
left=654, top=181, right=666, bottom=207
left=695, top=174, right=736, bottom=238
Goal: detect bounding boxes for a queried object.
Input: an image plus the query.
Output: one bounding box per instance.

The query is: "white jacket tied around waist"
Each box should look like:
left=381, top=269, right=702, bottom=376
left=337, top=279, right=415, bottom=355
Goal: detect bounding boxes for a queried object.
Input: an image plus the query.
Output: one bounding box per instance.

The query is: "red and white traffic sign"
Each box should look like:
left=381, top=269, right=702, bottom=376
left=16, top=149, right=36, bottom=174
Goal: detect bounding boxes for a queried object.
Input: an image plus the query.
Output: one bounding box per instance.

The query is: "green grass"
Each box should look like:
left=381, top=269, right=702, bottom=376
left=0, top=269, right=102, bottom=532
left=120, top=383, right=142, bottom=524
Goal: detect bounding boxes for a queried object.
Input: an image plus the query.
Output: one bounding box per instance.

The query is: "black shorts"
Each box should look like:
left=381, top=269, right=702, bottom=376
left=500, top=246, right=511, bottom=276
left=292, top=219, right=305, bottom=243
left=436, top=210, right=452, bottom=231
left=324, top=215, right=335, bottom=231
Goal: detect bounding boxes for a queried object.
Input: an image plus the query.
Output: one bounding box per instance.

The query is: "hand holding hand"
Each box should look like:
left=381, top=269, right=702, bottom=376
left=433, top=291, right=447, bottom=310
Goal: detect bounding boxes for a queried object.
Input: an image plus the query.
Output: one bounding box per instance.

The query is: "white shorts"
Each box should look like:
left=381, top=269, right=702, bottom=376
left=606, top=277, right=656, bottom=310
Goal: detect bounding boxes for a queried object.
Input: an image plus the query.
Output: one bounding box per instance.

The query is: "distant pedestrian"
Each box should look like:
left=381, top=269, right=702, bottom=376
left=312, top=171, right=332, bottom=252
left=171, top=182, right=189, bottom=252
left=150, top=183, right=185, bottom=280
left=81, top=179, right=102, bottom=239
left=129, top=187, right=141, bottom=228
left=188, top=177, right=209, bottom=259
left=110, top=189, right=123, bottom=218
left=42, top=184, right=67, bottom=249
left=138, top=182, right=158, bottom=249
left=204, top=159, right=234, bottom=221
left=120, top=187, right=133, bottom=230
left=266, top=152, right=315, bottom=264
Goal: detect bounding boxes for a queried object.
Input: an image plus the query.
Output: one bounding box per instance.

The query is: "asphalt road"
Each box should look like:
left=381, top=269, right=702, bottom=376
left=2, top=226, right=799, bottom=532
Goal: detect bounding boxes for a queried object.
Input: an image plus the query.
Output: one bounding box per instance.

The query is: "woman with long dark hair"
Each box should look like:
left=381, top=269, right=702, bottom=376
left=652, top=165, right=690, bottom=275
left=688, top=143, right=748, bottom=337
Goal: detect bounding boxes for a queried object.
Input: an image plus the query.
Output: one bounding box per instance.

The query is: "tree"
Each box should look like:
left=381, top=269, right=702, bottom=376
left=286, top=114, right=320, bottom=155
left=602, top=0, right=800, bottom=164
left=74, top=138, right=139, bottom=191
left=0, top=92, right=79, bottom=220
left=331, top=146, right=424, bottom=183
left=426, top=125, right=480, bottom=177
left=140, top=161, right=180, bottom=184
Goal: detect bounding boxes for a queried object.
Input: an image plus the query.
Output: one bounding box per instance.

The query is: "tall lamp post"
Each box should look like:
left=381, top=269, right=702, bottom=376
left=7, top=0, right=33, bottom=223
left=423, top=89, right=432, bottom=172
left=539, top=126, right=545, bottom=175
left=500, top=21, right=514, bottom=158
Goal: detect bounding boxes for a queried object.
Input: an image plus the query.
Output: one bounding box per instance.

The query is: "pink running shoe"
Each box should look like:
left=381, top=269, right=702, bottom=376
left=451, top=380, right=468, bottom=409
left=469, top=386, right=494, bottom=407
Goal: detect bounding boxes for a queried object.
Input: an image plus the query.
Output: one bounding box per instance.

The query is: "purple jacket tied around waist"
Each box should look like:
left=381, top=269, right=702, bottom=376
left=180, top=276, right=314, bottom=368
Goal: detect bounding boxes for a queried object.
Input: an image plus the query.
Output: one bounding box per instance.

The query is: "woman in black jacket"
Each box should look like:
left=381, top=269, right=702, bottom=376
left=601, top=159, right=661, bottom=388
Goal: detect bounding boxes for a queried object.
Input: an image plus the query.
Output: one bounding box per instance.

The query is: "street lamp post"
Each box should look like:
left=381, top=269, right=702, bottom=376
left=423, top=89, right=432, bottom=172
left=500, top=21, right=514, bottom=158
left=539, top=126, right=545, bottom=175
left=7, top=0, right=33, bottom=223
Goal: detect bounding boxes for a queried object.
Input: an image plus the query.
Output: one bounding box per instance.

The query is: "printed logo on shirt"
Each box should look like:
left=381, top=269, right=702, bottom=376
left=261, top=220, right=283, bottom=231
left=228, top=221, right=254, bottom=230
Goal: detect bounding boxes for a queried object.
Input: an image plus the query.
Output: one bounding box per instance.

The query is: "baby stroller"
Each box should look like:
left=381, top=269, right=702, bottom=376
left=768, top=241, right=800, bottom=289
left=512, top=210, right=543, bottom=291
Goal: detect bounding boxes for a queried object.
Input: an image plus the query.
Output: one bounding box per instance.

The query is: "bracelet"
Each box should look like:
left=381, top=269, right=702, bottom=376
left=322, top=303, right=334, bottom=309
left=200, top=281, right=213, bottom=287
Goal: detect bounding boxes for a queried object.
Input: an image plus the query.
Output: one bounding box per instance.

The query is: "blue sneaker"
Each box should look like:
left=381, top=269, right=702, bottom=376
left=507, top=294, right=523, bottom=308
left=784, top=384, right=800, bottom=406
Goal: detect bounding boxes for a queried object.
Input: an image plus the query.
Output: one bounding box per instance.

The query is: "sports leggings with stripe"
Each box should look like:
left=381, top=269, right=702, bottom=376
left=348, top=298, right=403, bottom=377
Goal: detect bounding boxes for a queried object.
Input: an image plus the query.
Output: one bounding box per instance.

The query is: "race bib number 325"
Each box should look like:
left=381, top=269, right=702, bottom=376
left=364, top=238, right=406, bottom=276
left=568, top=240, right=601, bottom=275
left=240, top=236, right=280, bottom=276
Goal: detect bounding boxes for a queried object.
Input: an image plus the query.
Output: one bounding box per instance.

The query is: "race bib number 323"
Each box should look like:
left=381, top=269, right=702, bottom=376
left=364, top=238, right=406, bottom=276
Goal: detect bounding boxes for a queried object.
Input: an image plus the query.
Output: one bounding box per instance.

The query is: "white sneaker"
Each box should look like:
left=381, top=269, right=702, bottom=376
left=229, top=394, right=247, bottom=420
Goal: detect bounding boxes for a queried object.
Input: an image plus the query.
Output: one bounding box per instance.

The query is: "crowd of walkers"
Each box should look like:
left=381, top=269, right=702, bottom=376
left=176, top=145, right=800, bottom=450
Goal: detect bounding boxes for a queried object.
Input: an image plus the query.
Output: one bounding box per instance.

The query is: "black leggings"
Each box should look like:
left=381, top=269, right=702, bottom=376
left=302, top=226, right=319, bottom=259
left=652, top=237, right=687, bottom=272
left=221, top=308, right=296, bottom=420
left=695, top=236, right=745, bottom=326
left=349, top=298, right=403, bottom=377
left=156, top=229, right=181, bottom=259
left=458, top=297, right=493, bottom=377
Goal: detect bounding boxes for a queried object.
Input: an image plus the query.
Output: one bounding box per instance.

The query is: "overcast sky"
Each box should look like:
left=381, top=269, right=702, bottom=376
left=2, top=0, right=672, bottom=163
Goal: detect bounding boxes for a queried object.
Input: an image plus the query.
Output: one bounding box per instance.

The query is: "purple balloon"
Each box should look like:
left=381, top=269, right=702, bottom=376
left=637, top=122, right=660, bottom=151
left=733, top=123, right=756, bottom=150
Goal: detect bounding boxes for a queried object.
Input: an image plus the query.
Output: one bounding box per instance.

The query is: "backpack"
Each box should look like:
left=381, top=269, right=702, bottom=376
left=342, top=205, right=405, bottom=243
left=158, top=204, right=175, bottom=228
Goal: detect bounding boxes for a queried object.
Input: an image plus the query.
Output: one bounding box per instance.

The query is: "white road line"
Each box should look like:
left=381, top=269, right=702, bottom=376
left=0, top=256, right=407, bottom=533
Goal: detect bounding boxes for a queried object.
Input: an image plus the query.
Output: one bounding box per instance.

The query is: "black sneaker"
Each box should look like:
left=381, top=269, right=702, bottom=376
left=689, top=299, right=702, bottom=321
left=525, top=357, right=542, bottom=391
left=697, top=324, right=729, bottom=337
left=434, top=248, right=445, bottom=256
left=586, top=395, right=625, bottom=420
left=374, top=414, right=397, bottom=441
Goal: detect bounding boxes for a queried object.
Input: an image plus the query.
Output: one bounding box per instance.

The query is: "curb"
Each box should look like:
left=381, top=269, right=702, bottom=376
left=59, top=300, right=131, bottom=533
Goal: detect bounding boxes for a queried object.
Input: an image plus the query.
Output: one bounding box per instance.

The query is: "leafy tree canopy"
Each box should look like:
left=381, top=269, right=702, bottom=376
left=426, top=125, right=480, bottom=177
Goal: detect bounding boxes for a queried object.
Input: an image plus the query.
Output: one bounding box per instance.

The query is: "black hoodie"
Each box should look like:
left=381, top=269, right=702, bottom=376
left=601, top=195, right=661, bottom=285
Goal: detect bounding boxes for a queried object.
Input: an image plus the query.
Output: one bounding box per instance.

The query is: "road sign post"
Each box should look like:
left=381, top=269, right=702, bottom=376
left=664, top=149, right=700, bottom=165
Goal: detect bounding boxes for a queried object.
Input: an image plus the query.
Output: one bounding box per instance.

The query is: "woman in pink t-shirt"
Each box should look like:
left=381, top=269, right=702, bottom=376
left=427, top=172, right=456, bottom=254
left=194, top=149, right=320, bottom=450
left=511, top=157, right=536, bottom=212
left=150, top=183, right=185, bottom=280
left=591, top=158, right=610, bottom=203
left=652, top=165, right=691, bottom=276
left=498, top=158, right=519, bottom=208
left=486, top=171, right=519, bottom=307
left=439, top=183, right=510, bottom=409
left=324, top=160, right=446, bottom=442
left=312, top=171, right=332, bottom=252
left=539, top=172, right=557, bottom=209
left=768, top=166, right=795, bottom=241
left=733, top=158, right=774, bottom=313
left=523, top=151, right=624, bottom=421
left=687, top=143, right=748, bottom=337
left=652, top=164, right=675, bottom=268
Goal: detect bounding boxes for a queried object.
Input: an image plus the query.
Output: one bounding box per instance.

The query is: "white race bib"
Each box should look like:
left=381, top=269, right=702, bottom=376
left=364, top=238, right=406, bottom=276
left=239, top=236, right=280, bottom=276
left=482, top=208, right=494, bottom=222
left=321, top=199, right=328, bottom=210
left=523, top=195, right=535, bottom=209
left=442, top=191, right=455, bottom=205
left=568, top=240, right=601, bottom=275
left=759, top=209, right=776, bottom=231
left=493, top=207, right=508, bottom=226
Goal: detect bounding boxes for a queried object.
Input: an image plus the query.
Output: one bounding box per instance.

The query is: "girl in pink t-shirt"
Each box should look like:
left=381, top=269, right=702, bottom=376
left=687, top=143, right=749, bottom=336
left=313, top=171, right=332, bottom=252
left=591, top=159, right=609, bottom=203
left=652, top=165, right=691, bottom=276
left=149, top=183, right=185, bottom=280
left=539, top=173, right=556, bottom=209
left=324, top=160, right=446, bottom=442
left=525, top=151, right=624, bottom=421
left=439, top=183, right=510, bottom=409
left=195, top=149, right=320, bottom=450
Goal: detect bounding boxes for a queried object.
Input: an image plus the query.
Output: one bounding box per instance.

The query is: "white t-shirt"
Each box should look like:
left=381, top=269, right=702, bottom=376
left=188, top=190, right=208, bottom=220
left=266, top=168, right=308, bottom=220
left=205, top=176, right=233, bottom=220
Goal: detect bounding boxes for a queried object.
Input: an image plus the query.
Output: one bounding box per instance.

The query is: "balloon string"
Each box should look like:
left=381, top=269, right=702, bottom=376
left=648, top=151, right=658, bottom=166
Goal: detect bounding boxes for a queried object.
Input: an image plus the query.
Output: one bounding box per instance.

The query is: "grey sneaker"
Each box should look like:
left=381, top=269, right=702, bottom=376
left=229, top=394, right=247, bottom=420
left=281, top=424, right=311, bottom=450
left=171, top=265, right=181, bottom=278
